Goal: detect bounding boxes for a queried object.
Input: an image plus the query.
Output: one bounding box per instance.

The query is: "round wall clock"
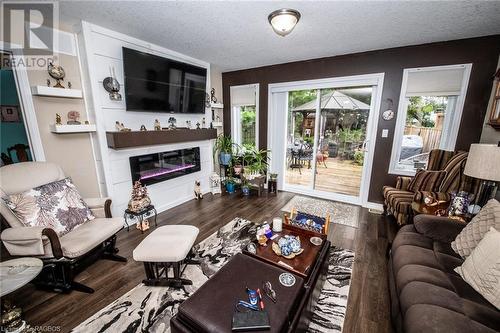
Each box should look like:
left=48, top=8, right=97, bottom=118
left=382, top=109, right=394, bottom=121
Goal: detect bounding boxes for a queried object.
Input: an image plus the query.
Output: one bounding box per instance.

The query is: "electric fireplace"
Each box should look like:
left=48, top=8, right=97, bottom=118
left=129, top=147, right=201, bottom=186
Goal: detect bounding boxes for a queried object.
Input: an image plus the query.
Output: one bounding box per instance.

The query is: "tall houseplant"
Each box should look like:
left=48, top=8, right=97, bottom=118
left=213, top=134, right=237, bottom=166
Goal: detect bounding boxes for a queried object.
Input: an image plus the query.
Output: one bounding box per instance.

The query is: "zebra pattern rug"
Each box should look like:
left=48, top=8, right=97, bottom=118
left=72, top=218, right=354, bottom=333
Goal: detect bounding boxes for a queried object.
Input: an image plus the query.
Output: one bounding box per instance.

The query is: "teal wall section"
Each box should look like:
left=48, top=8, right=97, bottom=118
left=1, top=69, right=32, bottom=163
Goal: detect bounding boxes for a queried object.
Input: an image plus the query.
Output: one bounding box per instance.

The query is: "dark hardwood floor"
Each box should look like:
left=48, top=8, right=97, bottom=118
left=9, top=191, right=397, bottom=332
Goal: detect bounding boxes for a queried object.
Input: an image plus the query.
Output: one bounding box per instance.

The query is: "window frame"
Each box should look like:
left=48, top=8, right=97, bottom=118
left=230, top=83, right=259, bottom=148
left=388, top=64, right=472, bottom=176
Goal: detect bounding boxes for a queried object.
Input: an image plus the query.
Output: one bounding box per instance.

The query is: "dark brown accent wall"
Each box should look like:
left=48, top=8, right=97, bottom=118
left=222, top=35, right=500, bottom=203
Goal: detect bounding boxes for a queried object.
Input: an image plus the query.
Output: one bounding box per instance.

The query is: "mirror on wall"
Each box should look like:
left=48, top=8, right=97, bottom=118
left=230, top=84, right=259, bottom=149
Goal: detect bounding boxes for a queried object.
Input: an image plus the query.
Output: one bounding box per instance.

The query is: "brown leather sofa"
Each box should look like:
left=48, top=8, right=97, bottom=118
left=389, top=214, right=500, bottom=332
left=171, top=240, right=330, bottom=332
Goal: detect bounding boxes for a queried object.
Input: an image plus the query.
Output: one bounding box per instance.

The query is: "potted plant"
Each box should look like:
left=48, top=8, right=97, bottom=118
left=231, top=155, right=243, bottom=175
left=225, top=177, right=236, bottom=193
left=241, top=179, right=250, bottom=196
left=213, top=134, right=236, bottom=166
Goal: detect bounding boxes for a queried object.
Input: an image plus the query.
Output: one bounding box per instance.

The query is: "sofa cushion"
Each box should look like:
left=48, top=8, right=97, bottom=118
left=452, top=199, right=500, bottom=258
left=44, top=217, right=123, bottom=258
left=3, top=178, right=95, bottom=237
left=455, top=227, right=500, bottom=310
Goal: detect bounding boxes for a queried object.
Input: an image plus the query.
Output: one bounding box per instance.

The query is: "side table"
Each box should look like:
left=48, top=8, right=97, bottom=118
left=124, top=205, right=158, bottom=233
left=1, top=258, right=43, bottom=333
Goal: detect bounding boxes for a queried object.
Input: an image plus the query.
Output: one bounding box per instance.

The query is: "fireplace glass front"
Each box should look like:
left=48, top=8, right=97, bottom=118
left=129, top=147, right=201, bottom=186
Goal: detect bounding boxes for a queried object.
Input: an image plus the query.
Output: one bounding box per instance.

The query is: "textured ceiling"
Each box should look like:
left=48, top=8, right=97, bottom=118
left=60, top=1, right=500, bottom=72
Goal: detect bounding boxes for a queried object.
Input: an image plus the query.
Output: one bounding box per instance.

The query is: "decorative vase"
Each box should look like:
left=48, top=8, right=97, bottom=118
left=219, top=152, right=232, bottom=166
left=234, top=165, right=243, bottom=175
left=242, top=186, right=250, bottom=196
left=226, top=182, right=235, bottom=193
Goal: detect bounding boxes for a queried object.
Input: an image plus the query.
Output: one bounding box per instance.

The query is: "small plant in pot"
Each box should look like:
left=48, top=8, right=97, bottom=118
left=213, top=134, right=237, bottom=166
left=231, top=155, right=243, bottom=175
left=225, top=177, right=236, bottom=194
left=241, top=179, right=250, bottom=196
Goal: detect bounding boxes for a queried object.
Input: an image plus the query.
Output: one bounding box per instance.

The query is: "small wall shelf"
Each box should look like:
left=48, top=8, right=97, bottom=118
left=32, top=86, right=83, bottom=99
left=211, top=102, right=224, bottom=109
left=50, top=124, right=96, bottom=134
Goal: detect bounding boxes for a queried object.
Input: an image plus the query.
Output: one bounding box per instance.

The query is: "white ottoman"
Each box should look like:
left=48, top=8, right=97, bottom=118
left=133, top=225, right=199, bottom=287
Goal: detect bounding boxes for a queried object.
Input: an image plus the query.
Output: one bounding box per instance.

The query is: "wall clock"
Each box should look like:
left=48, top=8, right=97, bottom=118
left=382, top=109, right=394, bottom=120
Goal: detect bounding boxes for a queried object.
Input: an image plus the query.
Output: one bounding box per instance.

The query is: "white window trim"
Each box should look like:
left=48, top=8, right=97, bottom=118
left=0, top=42, right=46, bottom=162
left=230, top=83, right=259, bottom=148
left=388, top=64, right=472, bottom=176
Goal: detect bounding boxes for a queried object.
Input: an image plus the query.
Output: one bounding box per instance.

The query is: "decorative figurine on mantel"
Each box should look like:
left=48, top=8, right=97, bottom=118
left=115, top=121, right=131, bottom=132
left=194, top=180, right=203, bottom=200
left=154, top=119, right=161, bottom=131
left=186, top=120, right=192, bottom=129
left=55, top=113, right=62, bottom=125
left=196, top=122, right=201, bottom=129
left=211, top=88, right=218, bottom=103
left=202, top=117, right=206, bottom=128
left=140, top=125, right=147, bottom=131
left=68, top=82, right=72, bottom=89
left=128, top=180, right=151, bottom=213
left=47, top=60, right=66, bottom=88
left=168, top=117, right=177, bottom=129
left=67, top=111, right=81, bottom=125
left=46, top=79, right=51, bottom=87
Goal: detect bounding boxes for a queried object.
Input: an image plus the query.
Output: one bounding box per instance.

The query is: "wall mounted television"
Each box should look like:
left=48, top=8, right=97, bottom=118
left=123, top=47, right=207, bottom=113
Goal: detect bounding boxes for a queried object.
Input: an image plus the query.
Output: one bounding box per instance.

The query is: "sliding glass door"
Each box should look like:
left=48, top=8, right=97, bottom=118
left=283, top=85, right=375, bottom=203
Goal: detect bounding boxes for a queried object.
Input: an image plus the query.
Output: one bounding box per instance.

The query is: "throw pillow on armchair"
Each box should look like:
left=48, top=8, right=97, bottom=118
left=3, top=177, right=95, bottom=237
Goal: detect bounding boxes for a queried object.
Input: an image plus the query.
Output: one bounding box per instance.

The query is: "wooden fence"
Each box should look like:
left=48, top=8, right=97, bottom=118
left=404, top=126, right=442, bottom=153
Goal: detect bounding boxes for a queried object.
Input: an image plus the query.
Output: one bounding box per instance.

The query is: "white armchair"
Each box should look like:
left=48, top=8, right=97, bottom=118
left=0, top=162, right=126, bottom=293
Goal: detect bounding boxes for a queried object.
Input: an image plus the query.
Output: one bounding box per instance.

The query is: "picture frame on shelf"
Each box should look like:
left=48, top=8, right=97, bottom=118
left=1, top=106, right=21, bottom=122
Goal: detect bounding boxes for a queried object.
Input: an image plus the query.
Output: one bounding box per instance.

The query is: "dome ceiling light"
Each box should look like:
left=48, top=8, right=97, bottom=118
left=268, top=8, right=301, bottom=37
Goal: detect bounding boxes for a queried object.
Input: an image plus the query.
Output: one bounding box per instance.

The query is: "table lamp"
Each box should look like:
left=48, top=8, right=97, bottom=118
left=464, top=143, right=500, bottom=208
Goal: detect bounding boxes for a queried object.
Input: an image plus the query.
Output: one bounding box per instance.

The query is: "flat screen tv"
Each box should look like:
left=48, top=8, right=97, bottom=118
left=123, top=47, right=207, bottom=113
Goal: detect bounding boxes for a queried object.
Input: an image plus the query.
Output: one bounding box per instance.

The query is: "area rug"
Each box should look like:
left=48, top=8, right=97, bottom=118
left=281, top=195, right=360, bottom=228
left=72, top=218, right=354, bottom=333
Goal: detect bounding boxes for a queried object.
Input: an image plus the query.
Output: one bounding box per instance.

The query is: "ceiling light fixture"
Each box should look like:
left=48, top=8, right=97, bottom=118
left=268, top=8, right=301, bottom=37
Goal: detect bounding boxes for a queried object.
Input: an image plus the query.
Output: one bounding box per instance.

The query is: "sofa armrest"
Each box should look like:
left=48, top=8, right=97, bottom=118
left=1, top=227, right=63, bottom=258
left=413, top=191, right=451, bottom=204
left=413, top=214, right=466, bottom=243
left=396, top=176, right=412, bottom=191
left=84, top=197, right=112, bottom=218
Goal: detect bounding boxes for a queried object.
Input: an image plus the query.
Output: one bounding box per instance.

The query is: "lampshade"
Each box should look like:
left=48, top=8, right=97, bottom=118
left=464, top=144, right=500, bottom=181
left=268, top=9, right=301, bottom=37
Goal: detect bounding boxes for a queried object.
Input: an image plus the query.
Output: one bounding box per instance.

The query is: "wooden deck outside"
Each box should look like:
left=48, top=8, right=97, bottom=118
left=285, top=157, right=363, bottom=196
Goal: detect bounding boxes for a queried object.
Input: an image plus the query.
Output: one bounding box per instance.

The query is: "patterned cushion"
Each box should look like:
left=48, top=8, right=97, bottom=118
left=408, top=170, right=447, bottom=192
left=451, top=199, right=500, bottom=258
left=3, top=178, right=95, bottom=237
left=455, top=227, right=500, bottom=310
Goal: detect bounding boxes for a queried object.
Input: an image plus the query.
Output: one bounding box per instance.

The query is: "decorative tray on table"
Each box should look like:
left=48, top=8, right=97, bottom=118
left=271, top=235, right=304, bottom=259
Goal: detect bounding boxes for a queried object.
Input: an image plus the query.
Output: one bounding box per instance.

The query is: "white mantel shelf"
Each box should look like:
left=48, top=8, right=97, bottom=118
left=32, top=86, right=83, bottom=99
left=50, top=124, right=96, bottom=133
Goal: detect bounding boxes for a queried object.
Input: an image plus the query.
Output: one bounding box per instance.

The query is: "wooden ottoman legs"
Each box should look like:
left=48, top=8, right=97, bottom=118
left=142, top=261, right=197, bottom=288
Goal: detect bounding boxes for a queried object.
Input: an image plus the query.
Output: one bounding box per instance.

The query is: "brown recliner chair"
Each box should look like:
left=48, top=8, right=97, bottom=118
left=383, top=149, right=476, bottom=226
left=0, top=162, right=126, bottom=293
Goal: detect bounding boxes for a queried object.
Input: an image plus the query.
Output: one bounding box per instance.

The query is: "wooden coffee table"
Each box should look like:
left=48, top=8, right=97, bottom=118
left=246, top=223, right=328, bottom=278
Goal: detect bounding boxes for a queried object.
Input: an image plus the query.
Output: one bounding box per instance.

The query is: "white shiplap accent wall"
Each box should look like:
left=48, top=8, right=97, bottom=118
left=77, top=21, right=214, bottom=216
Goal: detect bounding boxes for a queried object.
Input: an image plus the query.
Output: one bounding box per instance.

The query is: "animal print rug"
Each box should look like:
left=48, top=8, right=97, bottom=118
left=72, top=218, right=354, bottom=333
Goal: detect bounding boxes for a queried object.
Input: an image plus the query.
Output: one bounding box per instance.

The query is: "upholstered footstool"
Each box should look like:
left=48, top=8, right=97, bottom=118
left=133, top=225, right=199, bottom=287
